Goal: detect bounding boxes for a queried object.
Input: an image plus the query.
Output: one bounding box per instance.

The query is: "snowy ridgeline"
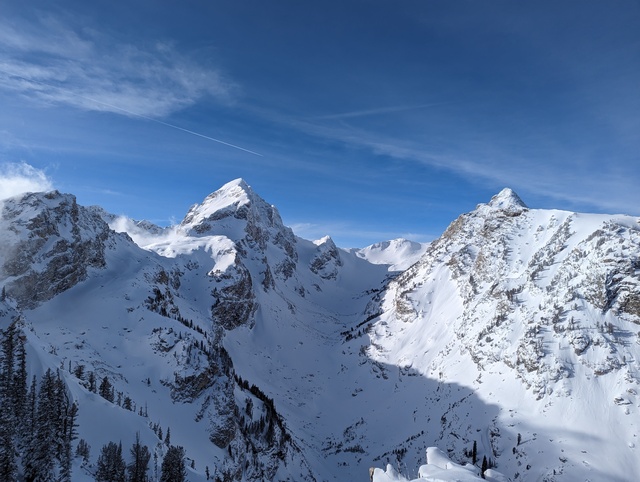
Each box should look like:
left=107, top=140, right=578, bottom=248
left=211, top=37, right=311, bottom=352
left=372, top=448, right=508, bottom=482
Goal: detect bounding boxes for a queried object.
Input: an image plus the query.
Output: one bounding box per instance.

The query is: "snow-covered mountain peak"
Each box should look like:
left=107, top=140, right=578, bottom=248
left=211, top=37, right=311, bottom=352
left=1, top=189, right=71, bottom=217
left=482, top=187, right=528, bottom=213
left=0, top=190, right=99, bottom=243
left=313, top=235, right=335, bottom=247
left=354, top=238, right=428, bottom=272
left=309, top=235, right=342, bottom=279
left=205, top=178, right=255, bottom=209
left=223, top=177, right=251, bottom=191
left=178, top=179, right=288, bottom=242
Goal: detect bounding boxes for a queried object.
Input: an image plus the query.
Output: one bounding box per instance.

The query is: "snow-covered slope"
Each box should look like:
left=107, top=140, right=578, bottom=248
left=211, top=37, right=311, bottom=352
left=368, top=188, right=640, bottom=481
left=1, top=181, right=639, bottom=482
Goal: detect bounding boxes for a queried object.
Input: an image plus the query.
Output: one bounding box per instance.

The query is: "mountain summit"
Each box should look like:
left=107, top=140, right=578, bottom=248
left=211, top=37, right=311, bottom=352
left=179, top=178, right=287, bottom=240
left=487, top=187, right=527, bottom=210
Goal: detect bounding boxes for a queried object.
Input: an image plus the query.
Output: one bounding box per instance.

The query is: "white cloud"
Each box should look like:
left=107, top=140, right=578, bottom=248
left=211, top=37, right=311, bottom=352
left=109, top=216, right=175, bottom=249
left=0, top=162, right=54, bottom=200
left=0, top=14, right=235, bottom=118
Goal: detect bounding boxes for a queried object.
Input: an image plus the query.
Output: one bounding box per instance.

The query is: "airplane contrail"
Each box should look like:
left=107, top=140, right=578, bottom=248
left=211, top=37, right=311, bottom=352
left=76, top=96, right=264, bottom=157
left=0, top=68, right=263, bottom=157
left=314, top=101, right=453, bottom=120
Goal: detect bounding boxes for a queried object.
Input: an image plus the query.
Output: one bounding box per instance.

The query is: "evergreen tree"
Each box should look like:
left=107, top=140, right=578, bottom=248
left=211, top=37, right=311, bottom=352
left=0, top=386, right=17, bottom=482
left=472, top=440, right=477, bottom=465
left=20, top=368, right=78, bottom=481
left=53, top=372, right=68, bottom=460
left=88, top=371, right=97, bottom=392
left=60, top=402, right=79, bottom=482
left=128, top=432, right=151, bottom=482
left=154, top=452, right=159, bottom=481
left=13, top=335, right=28, bottom=425
left=0, top=322, right=18, bottom=480
left=76, top=438, right=91, bottom=462
left=18, top=374, right=38, bottom=480
left=481, top=455, right=488, bottom=479
left=160, top=445, right=186, bottom=482
left=164, top=427, right=171, bottom=446
left=74, top=363, right=85, bottom=380
left=24, top=369, right=58, bottom=482
left=1, top=321, right=16, bottom=387
left=24, top=375, right=38, bottom=444
left=99, top=376, right=115, bottom=402
left=96, top=441, right=126, bottom=482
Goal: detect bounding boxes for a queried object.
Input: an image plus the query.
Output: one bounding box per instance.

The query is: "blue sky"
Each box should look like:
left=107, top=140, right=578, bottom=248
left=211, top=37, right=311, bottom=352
left=0, top=1, right=639, bottom=247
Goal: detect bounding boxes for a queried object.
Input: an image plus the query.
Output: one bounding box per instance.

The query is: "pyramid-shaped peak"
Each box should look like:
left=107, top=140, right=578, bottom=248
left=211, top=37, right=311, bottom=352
left=179, top=179, right=286, bottom=238
left=313, top=235, right=336, bottom=247
left=212, top=178, right=255, bottom=202
left=190, top=178, right=260, bottom=217
left=220, top=178, right=252, bottom=193
left=487, top=188, right=528, bottom=210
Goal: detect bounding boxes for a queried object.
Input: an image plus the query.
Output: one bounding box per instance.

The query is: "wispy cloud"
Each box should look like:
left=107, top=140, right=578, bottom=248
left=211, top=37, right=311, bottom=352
left=281, top=113, right=640, bottom=216
left=0, top=162, right=53, bottom=200
left=313, top=102, right=452, bottom=120
left=81, top=187, right=127, bottom=197
left=109, top=215, right=178, bottom=249
left=0, top=13, right=235, bottom=118
left=362, top=139, right=640, bottom=215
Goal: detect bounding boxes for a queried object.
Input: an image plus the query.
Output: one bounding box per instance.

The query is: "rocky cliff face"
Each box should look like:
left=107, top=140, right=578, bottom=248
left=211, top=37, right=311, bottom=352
left=309, top=236, right=342, bottom=280
left=0, top=191, right=120, bottom=308
left=177, top=179, right=303, bottom=330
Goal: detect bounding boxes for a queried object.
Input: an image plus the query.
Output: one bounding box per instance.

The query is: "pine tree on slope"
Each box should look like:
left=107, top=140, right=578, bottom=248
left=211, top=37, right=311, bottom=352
left=0, top=322, right=18, bottom=480
left=13, top=336, right=28, bottom=429
left=96, top=441, right=126, bottom=482
left=99, top=376, right=115, bottom=402
left=59, top=402, right=79, bottom=482
left=0, top=382, right=17, bottom=481
left=160, top=445, right=186, bottom=482
left=24, top=369, right=58, bottom=482
left=1, top=321, right=16, bottom=390
left=472, top=440, right=477, bottom=465
left=128, top=432, right=151, bottom=482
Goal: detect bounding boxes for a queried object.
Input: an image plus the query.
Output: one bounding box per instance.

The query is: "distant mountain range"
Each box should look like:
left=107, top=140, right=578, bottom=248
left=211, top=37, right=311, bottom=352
left=1, top=179, right=639, bottom=481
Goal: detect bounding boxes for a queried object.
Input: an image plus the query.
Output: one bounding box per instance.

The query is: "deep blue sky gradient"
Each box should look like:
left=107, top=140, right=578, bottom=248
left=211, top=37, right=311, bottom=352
left=1, top=1, right=639, bottom=247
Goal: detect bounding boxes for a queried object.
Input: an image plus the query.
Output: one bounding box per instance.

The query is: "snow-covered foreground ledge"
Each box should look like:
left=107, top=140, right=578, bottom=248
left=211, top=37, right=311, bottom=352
left=371, top=447, right=509, bottom=482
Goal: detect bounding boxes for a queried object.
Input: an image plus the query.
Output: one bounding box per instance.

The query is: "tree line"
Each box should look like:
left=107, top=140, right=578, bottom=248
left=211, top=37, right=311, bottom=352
left=94, top=433, right=186, bottom=482
left=0, top=320, right=77, bottom=481
left=0, top=320, right=188, bottom=482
